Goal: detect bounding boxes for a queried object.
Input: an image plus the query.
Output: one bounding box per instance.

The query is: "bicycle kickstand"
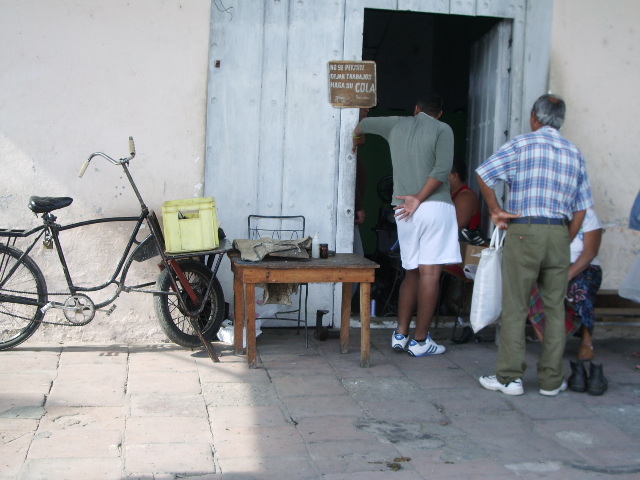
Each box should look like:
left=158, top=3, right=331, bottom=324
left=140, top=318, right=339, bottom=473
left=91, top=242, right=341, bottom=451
left=187, top=316, right=220, bottom=363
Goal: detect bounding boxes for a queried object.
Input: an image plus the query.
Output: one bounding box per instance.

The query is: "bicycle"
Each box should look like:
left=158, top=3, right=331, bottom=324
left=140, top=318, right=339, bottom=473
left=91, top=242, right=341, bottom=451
left=0, top=137, right=231, bottom=360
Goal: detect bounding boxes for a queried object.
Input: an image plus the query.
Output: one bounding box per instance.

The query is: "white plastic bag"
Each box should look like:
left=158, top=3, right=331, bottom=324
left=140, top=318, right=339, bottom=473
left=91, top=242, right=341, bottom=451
left=463, top=264, right=478, bottom=280
left=216, top=319, right=263, bottom=347
left=470, top=228, right=505, bottom=333
left=619, top=252, right=640, bottom=303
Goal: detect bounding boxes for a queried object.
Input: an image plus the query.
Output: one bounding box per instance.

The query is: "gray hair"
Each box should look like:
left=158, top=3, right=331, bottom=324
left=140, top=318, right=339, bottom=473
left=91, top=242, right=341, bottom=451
left=531, top=94, right=566, bottom=129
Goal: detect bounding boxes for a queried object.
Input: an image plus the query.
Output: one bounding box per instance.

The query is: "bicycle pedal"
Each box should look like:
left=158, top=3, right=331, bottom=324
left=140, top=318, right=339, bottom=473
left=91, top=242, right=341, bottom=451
left=40, top=302, right=54, bottom=314
left=104, top=305, right=117, bottom=316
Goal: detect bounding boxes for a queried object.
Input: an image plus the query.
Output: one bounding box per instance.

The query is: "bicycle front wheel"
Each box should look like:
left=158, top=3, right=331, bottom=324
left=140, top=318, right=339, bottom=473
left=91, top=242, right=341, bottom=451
left=0, top=244, right=48, bottom=350
left=154, top=259, right=225, bottom=348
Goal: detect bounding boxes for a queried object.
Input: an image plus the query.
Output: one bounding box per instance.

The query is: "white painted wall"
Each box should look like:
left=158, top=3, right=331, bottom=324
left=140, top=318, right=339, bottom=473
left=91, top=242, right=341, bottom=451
left=0, top=0, right=212, bottom=343
left=550, top=0, right=640, bottom=288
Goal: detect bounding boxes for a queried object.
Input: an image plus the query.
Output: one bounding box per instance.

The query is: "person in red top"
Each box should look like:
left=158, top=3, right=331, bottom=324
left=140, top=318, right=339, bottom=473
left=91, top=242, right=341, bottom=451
left=449, top=156, right=481, bottom=231
left=440, top=156, right=481, bottom=326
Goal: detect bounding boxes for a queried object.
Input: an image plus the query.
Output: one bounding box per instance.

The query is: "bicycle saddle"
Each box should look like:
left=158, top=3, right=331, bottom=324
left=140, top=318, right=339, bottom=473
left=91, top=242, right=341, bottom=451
left=28, top=196, right=73, bottom=214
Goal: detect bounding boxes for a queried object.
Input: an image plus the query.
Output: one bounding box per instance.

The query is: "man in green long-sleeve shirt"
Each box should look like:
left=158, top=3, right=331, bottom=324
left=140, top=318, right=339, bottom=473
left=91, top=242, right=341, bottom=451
left=352, top=93, right=461, bottom=356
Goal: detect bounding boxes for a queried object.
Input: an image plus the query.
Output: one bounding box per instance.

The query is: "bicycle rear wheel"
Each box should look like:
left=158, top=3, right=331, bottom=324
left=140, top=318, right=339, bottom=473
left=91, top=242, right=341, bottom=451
left=0, top=244, right=48, bottom=350
left=154, top=259, right=224, bottom=348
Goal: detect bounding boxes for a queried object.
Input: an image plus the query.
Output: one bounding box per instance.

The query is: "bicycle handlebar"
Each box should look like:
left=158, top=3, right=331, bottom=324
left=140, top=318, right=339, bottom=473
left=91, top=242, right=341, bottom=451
left=78, top=136, right=137, bottom=178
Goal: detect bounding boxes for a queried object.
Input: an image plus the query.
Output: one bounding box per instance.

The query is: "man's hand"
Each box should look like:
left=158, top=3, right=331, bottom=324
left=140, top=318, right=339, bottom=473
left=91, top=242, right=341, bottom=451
left=354, top=209, right=365, bottom=225
left=477, top=175, right=520, bottom=229
left=394, top=195, right=420, bottom=221
left=491, top=208, right=521, bottom=229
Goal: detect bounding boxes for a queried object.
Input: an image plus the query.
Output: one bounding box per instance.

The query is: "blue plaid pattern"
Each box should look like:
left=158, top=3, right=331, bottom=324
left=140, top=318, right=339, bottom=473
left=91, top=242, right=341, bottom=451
left=476, top=126, right=593, bottom=219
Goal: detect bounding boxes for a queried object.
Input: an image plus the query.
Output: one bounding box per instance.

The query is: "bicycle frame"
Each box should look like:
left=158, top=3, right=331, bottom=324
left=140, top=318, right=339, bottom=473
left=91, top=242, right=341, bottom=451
left=0, top=210, right=158, bottom=311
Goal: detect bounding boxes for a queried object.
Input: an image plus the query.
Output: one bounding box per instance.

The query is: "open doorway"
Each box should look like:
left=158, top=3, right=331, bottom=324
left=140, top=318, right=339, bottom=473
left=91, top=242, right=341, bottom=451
left=355, top=9, right=510, bottom=316
left=358, top=9, right=506, bottom=257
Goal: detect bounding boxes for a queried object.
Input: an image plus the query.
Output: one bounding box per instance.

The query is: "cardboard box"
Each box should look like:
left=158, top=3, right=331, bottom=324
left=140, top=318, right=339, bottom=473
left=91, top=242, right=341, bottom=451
left=459, top=242, right=487, bottom=266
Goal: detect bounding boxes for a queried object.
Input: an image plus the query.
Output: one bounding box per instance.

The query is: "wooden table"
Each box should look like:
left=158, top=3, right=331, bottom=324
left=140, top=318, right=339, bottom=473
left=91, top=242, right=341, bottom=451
left=229, top=252, right=379, bottom=368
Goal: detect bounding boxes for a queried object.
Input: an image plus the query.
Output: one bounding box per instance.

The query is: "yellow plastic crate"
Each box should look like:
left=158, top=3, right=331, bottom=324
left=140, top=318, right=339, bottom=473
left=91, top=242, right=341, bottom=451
left=162, top=197, right=219, bottom=253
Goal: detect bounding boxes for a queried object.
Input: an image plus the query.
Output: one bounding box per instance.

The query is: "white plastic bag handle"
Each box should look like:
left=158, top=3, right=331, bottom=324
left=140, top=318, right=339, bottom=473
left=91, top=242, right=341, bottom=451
left=489, top=227, right=505, bottom=249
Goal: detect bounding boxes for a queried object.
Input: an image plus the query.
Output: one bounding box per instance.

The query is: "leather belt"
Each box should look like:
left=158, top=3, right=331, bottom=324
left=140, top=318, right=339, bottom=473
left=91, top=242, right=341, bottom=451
left=510, top=216, right=568, bottom=226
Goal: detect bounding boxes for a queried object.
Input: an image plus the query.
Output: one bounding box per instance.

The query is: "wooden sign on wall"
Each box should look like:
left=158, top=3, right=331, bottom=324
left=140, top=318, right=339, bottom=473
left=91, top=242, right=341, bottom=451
left=328, top=61, right=377, bottom=108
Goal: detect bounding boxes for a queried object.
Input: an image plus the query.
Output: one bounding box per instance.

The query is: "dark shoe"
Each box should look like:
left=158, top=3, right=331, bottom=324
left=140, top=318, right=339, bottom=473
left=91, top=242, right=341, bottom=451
left=452, top=326, right=473, bottom=344
left=568, top=360, right=588, bottom=392
left=587, top=363, right=608, bottom=396
left=460, top=228, right=487, bottom=246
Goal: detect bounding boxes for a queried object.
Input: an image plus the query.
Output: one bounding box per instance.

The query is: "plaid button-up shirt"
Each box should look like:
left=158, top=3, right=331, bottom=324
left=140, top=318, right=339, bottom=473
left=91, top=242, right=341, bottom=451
left=476, top=126, right=593, bottom=220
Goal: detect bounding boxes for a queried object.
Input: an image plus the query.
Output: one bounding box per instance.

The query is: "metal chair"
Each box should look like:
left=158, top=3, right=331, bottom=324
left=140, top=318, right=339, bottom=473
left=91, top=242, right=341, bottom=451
left=247, top=215, right=310, bottom=346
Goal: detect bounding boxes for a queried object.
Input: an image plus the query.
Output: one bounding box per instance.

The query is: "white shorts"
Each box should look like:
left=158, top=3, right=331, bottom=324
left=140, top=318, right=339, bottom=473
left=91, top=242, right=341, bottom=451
left=395, top=201, right=461, bottom=270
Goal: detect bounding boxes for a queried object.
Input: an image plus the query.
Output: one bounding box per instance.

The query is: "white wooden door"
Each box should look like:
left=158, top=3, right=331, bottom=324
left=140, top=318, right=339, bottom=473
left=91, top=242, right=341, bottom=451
left=466, top=20, right=513, bottom=229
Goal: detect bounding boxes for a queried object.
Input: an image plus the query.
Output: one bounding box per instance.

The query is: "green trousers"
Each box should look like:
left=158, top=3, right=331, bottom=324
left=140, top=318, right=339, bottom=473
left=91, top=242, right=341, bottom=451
left=496, top=223, right=570, bottom=391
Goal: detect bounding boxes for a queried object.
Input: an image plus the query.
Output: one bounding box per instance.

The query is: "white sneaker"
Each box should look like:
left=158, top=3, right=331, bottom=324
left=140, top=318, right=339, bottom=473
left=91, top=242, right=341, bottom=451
left=391, top=331, right=410, bottom=352
left=479, top=375, right=524, bottom=395
left=539, top=379, right=568, bottom=396
left=406, top=335, right=445, bottom=356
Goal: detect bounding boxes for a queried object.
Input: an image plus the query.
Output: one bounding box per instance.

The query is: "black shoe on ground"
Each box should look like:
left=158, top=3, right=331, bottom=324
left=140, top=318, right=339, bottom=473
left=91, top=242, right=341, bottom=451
left=587, top=362, right=608, bottom=395
left=568, top=360, right=588, bottom=392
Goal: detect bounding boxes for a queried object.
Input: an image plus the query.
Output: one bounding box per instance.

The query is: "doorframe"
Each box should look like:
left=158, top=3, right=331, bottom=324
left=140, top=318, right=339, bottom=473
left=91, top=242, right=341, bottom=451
left=337, top=0, right=553, bottom=254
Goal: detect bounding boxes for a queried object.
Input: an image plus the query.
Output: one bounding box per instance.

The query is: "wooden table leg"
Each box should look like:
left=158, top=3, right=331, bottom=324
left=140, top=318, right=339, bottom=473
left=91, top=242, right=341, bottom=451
left=245, top=283, right=257, bottom=368
left=360, top=282, right=371, bottom=367
left=340, top=282, right=352, bottom=354
left=233, top=273, right=245, bottom=355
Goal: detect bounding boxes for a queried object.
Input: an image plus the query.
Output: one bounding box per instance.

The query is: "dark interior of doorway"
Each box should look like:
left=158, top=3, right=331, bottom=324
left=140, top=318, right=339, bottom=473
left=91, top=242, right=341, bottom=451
left=358, top=9, right=501, bottom=257
left=356, top=9, right=500, bottom=316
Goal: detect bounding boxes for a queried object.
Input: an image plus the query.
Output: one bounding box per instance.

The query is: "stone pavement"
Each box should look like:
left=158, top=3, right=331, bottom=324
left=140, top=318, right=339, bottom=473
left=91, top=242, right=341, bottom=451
left=1, top=326, right=640, bottom=480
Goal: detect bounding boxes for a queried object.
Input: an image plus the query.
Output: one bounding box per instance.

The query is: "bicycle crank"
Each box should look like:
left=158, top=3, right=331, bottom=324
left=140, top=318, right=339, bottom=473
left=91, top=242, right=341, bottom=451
left=63, top=294, right=96, bottom=325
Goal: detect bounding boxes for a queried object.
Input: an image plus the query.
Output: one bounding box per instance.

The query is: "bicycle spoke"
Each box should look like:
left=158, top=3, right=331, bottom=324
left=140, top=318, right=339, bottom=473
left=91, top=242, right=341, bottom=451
left=154, top=260, right=224, bottom=348
left=0, top=245, right=47, bottom=349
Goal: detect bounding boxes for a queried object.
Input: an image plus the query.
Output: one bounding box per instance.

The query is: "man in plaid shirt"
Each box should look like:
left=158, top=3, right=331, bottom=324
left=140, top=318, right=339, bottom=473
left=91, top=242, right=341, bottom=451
left=476, top=94, right=594, bottom=397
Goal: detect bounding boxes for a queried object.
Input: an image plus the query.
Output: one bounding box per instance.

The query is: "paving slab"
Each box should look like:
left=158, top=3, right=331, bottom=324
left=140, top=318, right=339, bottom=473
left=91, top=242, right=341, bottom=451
left=125, top=416, right=214, bottom=444
left=306, top=438, right=406, bottom=475
left=46, top=363, right=127, bottom=407
left=0, top=419, right=37, bottom=479
left=38, top=406, right=125, bottom=431
left=214, top=425, right=309, bottom=459
left=201, top=382, right=279, bottom=407
left=214, top=455, right=317, bottom=480
left=128, top=393, right=208, bottom=417
left=0, top=393, right=46, bottom=419
left=126, top=369, right=203, bottom=395
left=271, top=373, right=347, bottom=397
left=0, top=372, right=55, bottom=395
left=27, top=428, right=122, bottom=459
left=124, top=442, right=215, bottom=476
left=20, top=457, right=122, bottom=480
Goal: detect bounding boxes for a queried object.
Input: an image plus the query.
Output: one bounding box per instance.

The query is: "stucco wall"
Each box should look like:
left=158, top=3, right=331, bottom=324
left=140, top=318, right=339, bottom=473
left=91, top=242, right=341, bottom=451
left=0, top=0, right=212, bottom=343
left=550, top=0, right=640, bottom=288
